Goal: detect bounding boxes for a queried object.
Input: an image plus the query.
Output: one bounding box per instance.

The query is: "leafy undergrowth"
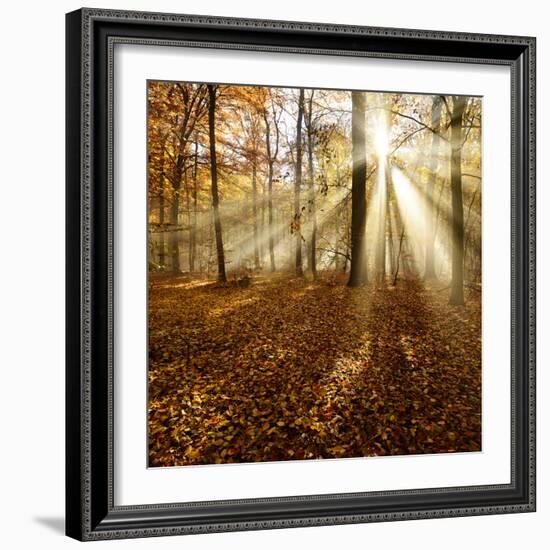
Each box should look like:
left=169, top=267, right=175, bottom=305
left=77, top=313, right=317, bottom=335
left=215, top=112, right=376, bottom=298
left=148, top=273, right=481, bottom=467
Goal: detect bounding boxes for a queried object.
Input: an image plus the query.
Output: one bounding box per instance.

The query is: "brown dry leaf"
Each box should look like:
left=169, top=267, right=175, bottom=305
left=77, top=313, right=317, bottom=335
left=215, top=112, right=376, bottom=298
left=148, top=275, right=481, bottom=466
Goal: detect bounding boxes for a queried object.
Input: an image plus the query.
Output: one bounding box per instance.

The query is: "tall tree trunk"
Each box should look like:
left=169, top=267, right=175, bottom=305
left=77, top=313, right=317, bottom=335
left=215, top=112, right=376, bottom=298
left=393, top=224, right=406, bottom=286
left=184, top=166, right=192, bottom=272
left=170, top=163, right=182, bottom=273
left=424, top=96, right=443, bottom=279
left=207, top=84, right=227, bottom=283
left=348, top=91, right=368, bottom=287
left=333, top=224, right=344, bottom=272
left=158, top=137, right=167, bottom=268
left=263, top=98, right=279, bottom=273
left=433, top=176, right=445, bottom=247
left=294, top=89, right=305, bottom=276
left=464, top=186, right=480, bottom=283
left=260, top=178, right=266, bottom=263
left=375, top=160, right=390, bottom=283
left=267, top=161, right=275, bottom=272
left=306, top=91, right=317, bottom=280
left=252, top=162, right=260, bottom=269
left=449, top=96, right=466, bottom=305
left=388, top=197, right=396, bottom=276
left=267, top=160, right=276, bottom=271
left=189, top=138, right=198, bottom=273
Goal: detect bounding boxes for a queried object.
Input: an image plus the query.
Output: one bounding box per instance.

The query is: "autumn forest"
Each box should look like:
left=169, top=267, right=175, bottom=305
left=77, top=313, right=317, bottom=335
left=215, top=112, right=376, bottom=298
left=147, top=81, right=482, bottom=467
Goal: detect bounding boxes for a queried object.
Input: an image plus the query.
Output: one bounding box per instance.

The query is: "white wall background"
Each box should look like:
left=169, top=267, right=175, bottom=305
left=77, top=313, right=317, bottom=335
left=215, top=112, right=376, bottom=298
left=0, top=1, right=544, bottom=548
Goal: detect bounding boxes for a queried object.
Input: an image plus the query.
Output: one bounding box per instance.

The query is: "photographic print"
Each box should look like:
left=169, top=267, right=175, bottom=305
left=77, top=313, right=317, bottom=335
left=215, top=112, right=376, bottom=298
left=66, top=10, right=536, bottom=539
left=147, top=81, right=482, bottom=467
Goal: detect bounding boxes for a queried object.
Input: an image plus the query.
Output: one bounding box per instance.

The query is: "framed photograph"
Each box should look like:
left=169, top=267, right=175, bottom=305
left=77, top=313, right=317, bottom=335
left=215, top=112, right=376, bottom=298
left=66, top=8, right=536, bottom=541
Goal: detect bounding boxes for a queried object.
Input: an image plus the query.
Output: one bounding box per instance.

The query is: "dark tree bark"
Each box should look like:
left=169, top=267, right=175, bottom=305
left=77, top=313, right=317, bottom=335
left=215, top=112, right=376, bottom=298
left=375, top=159, right=390, bottom=284
left=348, top=91, right=368, bottom=287
left=464, top=185, right=480, bottom=282
left=433, top=176, right=445, bottom=248
left=252, top=162, right=260, bottom=270
left=424, top=96, right=443, bottom=279
left=294, top=89, right=305, bottom=276
left=449, top=96, right=466, bottom=305
left=260, top=178, right=266, bottom=263
left=263, top=96, right=280, bottom=273
left=170, top=160, right=182, bottom=273
left=158, top=136, right=167, bottom=267
left=207, top=84, right=227, bottom=283
left=393, top=224, right=406, bottom=286
left=388, top=188, right=396, bottom=276
left=189, top=138, right=198, bottom=273
left=306, top=91, right=317, bottom=279
left=266, top=157, right=276, bottom=271
left=184, top=164, right=192, bottom=271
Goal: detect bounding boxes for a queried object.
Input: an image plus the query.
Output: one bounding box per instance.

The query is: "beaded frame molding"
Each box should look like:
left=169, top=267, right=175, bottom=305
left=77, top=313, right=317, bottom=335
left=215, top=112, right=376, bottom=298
left=66, top=7, right=536, bottom=541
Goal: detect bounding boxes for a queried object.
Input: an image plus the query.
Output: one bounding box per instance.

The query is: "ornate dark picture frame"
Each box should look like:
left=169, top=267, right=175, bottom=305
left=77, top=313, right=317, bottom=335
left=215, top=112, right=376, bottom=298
left=66, top=7, right=536, bottom=541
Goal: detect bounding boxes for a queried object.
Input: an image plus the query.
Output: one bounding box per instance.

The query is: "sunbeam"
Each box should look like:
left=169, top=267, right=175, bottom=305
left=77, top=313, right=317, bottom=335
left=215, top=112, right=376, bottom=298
left=391, top=167, right=450, bottom=276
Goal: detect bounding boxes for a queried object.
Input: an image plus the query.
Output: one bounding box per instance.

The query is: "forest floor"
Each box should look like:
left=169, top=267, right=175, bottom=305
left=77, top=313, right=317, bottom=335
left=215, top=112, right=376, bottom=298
left=148, top=272, right=481, bottom=466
